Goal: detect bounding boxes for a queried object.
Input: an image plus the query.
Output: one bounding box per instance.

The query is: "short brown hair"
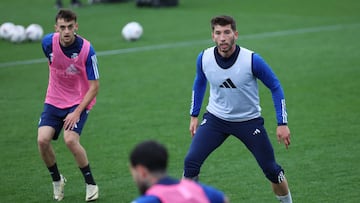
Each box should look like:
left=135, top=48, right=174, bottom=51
left=211, top=15, right=236, bottom=31
left=55, top=9, right=77, bottom=23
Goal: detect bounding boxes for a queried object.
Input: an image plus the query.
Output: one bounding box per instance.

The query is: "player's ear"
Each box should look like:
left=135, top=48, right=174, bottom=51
left=234, top=30, right=239, bottom=40
left=211, top=32, right=215, bottom=42
left=74, top=23, right=79, bottom=33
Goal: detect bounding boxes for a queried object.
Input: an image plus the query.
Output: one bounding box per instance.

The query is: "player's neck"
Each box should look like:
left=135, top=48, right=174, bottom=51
left=60, top=36, right=76, bottom=47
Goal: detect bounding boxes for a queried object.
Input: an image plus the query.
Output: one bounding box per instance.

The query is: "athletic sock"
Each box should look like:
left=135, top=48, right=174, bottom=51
left=80, top=164, right=96, bottom=185
left=48, top=163, right=61, bottom=181
left=276, top=190, right=292, bottom=203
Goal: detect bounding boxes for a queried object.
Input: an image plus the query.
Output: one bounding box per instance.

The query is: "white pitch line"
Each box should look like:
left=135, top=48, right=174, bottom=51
left=0, top=23, right=359, bottom=68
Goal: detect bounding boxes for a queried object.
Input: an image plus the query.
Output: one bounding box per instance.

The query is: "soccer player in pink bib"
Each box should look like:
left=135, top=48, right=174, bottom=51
left=129, top=140, right=229, bottom=203
left=37, top=9, right=99, bottom=202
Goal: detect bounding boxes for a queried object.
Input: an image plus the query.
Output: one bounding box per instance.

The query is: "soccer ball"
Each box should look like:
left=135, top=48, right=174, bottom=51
left=9, top=25, right=26, bottom=43
left=25, top=24, right=44, bottom=41
left=121, top=21, right=143, bottom=41
left=0, top=22, right=15, bottom=40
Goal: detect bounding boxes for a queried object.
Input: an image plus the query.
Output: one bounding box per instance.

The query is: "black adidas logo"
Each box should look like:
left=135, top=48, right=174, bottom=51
left=220, top=78, right=236, bottom=88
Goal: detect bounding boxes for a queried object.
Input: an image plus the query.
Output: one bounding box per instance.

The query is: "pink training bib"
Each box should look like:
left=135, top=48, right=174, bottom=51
left=45, top=33, right=96, bottom=110
left=146, top=179, right=210, bottom=203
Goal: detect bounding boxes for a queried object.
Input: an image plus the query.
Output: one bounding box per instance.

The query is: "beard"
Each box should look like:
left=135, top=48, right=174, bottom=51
left=216, top=38, right=236, bottom=53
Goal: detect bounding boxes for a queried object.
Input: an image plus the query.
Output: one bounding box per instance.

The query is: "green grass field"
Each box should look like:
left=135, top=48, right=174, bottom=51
left=1, top=0, right=360, bottom=202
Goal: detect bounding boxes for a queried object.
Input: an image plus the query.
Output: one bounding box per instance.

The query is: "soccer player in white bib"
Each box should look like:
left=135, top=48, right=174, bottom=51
left=37, top=9, right=99, bottom=202
left=183, top=15, right=293, bottom=203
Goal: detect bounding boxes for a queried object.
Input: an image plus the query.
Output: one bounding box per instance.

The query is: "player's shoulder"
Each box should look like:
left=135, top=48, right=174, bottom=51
left=76, top=35, right=96, bottom=54
left=239, top=46, right=254, bottom=54
left=43, top=33, right=54, bottom=39
left=76, top=34, right=91, bottom=46
left=131, top=195, right=161, bottom=203
left=89, top=45, right=96, bottom=56
left=42, top=33, right=54, bottom=45
left=199, top=183, right=226, bottom=202
left=197, top=46, right=215, bottom=61
left=203, top=46, right=216, bottom=53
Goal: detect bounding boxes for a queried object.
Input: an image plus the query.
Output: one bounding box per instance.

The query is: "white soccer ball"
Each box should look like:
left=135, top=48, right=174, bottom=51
left=0, top=22, right=15, bottom=40
left=10, top=25, right=26, bottom=43
left=25, top=24, right=44, bottom=41
left=121, top=21, right=143, bottom=41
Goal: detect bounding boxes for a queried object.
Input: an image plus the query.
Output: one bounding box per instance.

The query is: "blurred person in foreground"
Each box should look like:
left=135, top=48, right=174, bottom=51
left=37, top=9, right=99, bottom=202
left=129, top=140, right=229, bottom=203
left=183, top=15, right=293, bottom=203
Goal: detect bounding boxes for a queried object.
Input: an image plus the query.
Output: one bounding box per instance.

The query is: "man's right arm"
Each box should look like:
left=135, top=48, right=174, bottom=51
left=41, top=33, right=53, bottom=62
left=189, top=51, right=207, bottom=136
left=190, top=51, right=207, bottom=117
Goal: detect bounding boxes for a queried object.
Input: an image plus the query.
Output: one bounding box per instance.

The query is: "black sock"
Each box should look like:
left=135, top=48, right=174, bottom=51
left=48, top=163, right=61, bottom=181
left=80, top=164, right=96, bottom=185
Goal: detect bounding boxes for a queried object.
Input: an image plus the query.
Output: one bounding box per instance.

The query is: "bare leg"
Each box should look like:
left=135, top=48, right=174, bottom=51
left=63, top=130, right=89, bottom=168
left=271, top=177, right=289, bottom=196
left=38, top=126, right=56, bottom=167
left=272, top=177, right=292, bottom=203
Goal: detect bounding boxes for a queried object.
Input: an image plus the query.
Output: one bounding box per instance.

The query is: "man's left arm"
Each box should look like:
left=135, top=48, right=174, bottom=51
left=252, top=53, right=290, bottom=148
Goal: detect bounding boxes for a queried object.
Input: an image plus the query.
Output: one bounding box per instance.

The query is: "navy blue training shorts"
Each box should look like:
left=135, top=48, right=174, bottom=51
left=38, top=103, right=89, bottom=140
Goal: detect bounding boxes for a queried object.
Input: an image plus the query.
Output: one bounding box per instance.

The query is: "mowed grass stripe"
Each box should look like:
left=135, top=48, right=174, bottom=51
left=0, top=22, right=358, bottom=68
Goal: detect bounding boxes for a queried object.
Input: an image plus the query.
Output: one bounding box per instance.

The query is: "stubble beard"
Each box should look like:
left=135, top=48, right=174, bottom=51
left=217, top=37, right=235, bottom=55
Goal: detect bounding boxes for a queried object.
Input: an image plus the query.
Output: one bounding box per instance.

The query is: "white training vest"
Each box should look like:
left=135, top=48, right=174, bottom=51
left=202, top=46, right=261, bottom=122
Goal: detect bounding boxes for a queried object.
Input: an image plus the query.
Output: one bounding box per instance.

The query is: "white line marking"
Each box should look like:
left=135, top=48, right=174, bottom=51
left=0, top=23, right=359, bottom=68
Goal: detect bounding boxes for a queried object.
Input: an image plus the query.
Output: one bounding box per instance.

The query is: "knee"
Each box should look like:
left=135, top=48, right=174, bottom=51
left=63, top=131, right=80, bottom=149
left=37, top=134, right=51, bottom=149
left=64, top=136, right=76, bottom=148
left=183, top=156, right=202, bottom=178
left=37, top=138, right=49, bottom=150
left=265, top=168, right=286, bottom=184
left=37, top=127, right=55, bottom=149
